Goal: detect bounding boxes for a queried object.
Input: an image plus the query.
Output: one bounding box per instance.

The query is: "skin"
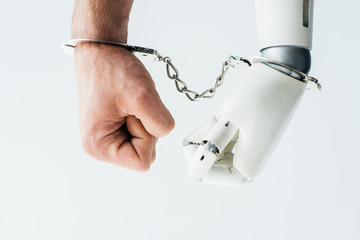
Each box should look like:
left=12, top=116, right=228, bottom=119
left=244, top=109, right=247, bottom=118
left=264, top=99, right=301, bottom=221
left=72, top=0, right=175, bottom=171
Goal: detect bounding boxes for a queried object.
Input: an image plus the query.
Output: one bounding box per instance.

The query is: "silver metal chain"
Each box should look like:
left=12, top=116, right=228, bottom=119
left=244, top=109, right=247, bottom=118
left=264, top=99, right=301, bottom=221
left=157, top=55, right=321, bottom=101
left=159, top=56, right=233, bottom=101
left=62, top=39, right=321, bottom=101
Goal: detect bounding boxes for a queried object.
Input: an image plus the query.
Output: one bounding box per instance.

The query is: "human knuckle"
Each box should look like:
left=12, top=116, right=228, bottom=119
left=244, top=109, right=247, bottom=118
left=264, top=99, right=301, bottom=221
left=134, top=85, right=153, bottom=105
left=159, top=117, right=175, bottom=136
left=165, top=117, right=175, bottom=132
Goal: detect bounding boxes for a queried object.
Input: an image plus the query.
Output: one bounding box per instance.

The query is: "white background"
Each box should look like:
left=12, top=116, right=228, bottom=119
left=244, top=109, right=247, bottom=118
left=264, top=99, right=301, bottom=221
left=1, top=0, right=359, bottom=239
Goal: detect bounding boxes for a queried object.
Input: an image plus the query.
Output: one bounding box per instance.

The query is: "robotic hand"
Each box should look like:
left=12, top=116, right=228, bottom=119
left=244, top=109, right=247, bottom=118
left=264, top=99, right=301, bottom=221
left=183, top=0, right=320, bottom=186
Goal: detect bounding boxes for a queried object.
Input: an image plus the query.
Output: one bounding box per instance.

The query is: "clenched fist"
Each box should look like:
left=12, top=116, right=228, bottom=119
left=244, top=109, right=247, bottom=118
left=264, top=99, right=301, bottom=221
left=75, top=43, right=174, bottom=171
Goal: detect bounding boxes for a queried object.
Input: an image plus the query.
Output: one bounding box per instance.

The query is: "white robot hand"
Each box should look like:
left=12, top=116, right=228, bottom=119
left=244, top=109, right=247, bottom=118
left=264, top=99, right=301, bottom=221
left=183, top=57, right=312, bottom=186
left=183, top=0, right=319, bottom=186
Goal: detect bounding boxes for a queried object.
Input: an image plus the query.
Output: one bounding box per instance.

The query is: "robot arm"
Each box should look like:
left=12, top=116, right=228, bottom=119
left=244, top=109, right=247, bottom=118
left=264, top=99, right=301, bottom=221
left=183, top=0, right=316, bottom=186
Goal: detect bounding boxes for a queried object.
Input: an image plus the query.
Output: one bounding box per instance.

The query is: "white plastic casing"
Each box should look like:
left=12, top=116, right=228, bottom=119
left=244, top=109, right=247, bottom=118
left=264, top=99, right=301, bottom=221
left=218, top=63, right=306, bottom=181
left=183, top=62, right=307, bottom=186
left=183, top=0, right=315, bottom=186
left=254, top=0, right=314, bottom=50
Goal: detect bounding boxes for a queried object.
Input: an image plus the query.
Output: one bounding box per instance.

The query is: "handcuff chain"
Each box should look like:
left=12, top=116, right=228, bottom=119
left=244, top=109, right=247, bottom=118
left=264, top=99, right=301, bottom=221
left=161, top=56, right=231, bottom=101
left=61, top=39, right=321, bottom=102
left=160, top=55, right=321, bottom=101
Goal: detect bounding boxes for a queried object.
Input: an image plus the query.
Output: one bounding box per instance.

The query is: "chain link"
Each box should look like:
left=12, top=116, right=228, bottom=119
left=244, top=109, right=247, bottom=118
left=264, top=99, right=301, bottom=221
left=161, top=56, right=232, bottom=101
left=62, top=39, right=321, bottom=101
left=159, top=55, right=321, bottom=101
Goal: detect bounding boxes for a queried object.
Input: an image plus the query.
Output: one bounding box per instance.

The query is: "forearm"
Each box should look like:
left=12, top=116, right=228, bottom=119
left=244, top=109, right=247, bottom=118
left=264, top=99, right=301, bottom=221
left=72, top=0, right=134, bottom=43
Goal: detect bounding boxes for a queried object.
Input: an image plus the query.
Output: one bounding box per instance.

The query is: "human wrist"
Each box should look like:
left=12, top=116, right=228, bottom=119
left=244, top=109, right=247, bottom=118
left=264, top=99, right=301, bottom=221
left=74, top=41, right=127, bottom=60
left=71, top=0, right=134, bottom=43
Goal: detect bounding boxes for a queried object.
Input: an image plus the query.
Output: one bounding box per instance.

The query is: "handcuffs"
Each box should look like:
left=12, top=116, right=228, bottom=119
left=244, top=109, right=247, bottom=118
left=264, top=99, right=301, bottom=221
left=62, top=38, right=321, bottom=102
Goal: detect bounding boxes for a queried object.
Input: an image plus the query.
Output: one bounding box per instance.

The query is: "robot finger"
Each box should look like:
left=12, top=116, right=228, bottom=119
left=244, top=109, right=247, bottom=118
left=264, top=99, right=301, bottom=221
left=183, top=117, right=218, bottom=164
left=201, top=138, right=249, bottom=187
left=202, top=164, right=249, bottom=187
left=188, top=119, right=239, bottom=180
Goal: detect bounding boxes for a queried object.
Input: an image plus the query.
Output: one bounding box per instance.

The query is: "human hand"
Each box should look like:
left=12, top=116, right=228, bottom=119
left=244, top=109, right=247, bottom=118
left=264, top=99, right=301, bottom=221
left=75, top=43, right=174, bottom=171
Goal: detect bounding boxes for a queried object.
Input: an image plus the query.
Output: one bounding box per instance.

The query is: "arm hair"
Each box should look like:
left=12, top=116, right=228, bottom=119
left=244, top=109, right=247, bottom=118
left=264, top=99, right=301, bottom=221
left=72, top=0, right=134, bottom=43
